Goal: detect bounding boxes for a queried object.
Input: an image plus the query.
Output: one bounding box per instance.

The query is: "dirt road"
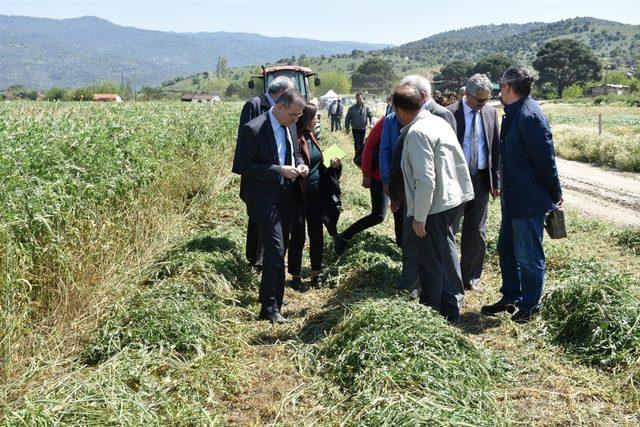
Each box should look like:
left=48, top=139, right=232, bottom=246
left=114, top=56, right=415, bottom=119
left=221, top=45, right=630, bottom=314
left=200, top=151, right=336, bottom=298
left=557, top=158, right=640, bottom=227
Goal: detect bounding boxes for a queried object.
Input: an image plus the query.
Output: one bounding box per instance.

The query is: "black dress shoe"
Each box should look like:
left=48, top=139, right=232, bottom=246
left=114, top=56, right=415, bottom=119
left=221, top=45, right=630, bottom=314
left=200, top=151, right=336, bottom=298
left=311, top=275, right=324, bottom=288
left=289, top=276, right=304, bottom=291
left=481, top=300, right=517, bottom=316
left=511, top=307, right=540, bottom=324
left=268, top=311, right=290, bottom=324
left=333, top=233, right=348, bottom=255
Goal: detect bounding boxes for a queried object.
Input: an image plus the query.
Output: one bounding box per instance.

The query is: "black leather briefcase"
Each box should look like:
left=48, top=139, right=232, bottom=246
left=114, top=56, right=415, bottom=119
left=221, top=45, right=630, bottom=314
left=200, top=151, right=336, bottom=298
left=545, top=209, right=567, bottom=239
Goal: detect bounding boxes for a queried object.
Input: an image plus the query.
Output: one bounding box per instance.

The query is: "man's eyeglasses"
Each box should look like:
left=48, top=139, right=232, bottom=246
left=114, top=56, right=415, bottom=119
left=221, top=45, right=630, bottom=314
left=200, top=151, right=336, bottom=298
left=468, top=93, right=489, bottom=104
left=288, top=110, right=304, bottom=118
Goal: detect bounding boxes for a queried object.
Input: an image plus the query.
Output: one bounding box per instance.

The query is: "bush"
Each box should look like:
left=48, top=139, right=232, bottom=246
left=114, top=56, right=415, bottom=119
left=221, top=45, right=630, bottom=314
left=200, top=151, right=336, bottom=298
left=542, top=262, right=640, bottom=368
left=84, top=281, right=222, bottom=363
left=315, top=299, right=505, bottom=426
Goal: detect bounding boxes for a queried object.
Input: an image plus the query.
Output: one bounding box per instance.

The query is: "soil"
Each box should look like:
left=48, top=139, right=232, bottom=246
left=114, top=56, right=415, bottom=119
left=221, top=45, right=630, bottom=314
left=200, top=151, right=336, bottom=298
left=557, top=158, right=640, bottom=227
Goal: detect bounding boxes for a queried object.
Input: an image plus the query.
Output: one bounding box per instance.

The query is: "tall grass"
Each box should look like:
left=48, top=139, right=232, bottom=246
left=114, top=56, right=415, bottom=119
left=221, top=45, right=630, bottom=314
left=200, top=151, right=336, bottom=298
left=0, top=101, right=239, bottom=392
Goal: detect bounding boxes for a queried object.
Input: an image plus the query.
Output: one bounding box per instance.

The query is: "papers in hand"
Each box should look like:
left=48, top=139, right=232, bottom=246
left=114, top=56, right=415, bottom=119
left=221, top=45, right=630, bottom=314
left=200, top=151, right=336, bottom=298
left=323, top=144, right=347, bottom=167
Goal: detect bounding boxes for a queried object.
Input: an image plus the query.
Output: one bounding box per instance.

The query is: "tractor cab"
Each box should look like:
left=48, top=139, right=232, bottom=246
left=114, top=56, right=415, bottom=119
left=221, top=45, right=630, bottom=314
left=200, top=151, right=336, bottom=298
left=248, top=66, right=321, bottom=101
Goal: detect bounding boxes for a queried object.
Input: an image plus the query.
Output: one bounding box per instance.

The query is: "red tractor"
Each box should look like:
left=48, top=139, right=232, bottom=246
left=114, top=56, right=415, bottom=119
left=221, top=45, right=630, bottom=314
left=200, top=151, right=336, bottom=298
left=248, top=65, right=321, bottom=101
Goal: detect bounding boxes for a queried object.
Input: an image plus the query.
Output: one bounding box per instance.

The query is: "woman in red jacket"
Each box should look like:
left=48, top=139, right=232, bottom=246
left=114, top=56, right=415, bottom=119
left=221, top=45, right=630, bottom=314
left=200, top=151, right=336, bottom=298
left=333, top=116, right=387, bottom=255
left=288, top=103, right=342, bottom=290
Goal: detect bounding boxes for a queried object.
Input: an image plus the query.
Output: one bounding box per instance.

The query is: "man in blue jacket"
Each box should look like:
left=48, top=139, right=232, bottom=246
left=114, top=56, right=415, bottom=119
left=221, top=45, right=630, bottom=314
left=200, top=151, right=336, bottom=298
left=481, top=66, right=563, bottom=323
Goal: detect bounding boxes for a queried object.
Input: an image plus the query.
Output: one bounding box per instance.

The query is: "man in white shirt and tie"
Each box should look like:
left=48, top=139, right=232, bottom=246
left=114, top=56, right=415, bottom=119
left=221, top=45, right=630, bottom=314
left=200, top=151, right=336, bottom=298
left=447, top=74, right=501, bottom=293
left=233, top=89, right=309, bottom=323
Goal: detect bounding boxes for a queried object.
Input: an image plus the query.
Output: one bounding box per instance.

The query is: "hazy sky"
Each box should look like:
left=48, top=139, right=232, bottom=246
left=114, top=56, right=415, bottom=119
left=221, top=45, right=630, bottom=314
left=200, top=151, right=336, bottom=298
left=2, top=0, right=638, bottom=45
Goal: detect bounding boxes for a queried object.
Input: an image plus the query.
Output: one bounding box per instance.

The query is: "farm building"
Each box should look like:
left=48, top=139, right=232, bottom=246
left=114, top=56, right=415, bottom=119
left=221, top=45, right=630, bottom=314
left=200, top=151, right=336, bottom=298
left=181, top=93, right=219, bottom=103
left=93, top=93, right=123, bottom=103
left=590, top=84, right=629, bottom=96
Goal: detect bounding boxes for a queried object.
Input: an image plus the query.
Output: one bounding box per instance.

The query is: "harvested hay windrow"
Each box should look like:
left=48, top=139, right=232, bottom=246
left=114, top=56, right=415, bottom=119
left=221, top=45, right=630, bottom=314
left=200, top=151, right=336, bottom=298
left=150, top=229, right=252, bottom=294
left=542, top=262, right=640, bottom=368
left=83, top=281, right=222, bottom=363
left=4, top=349, right=227, bottom=426
left=315, top=299, right=506, bottom=426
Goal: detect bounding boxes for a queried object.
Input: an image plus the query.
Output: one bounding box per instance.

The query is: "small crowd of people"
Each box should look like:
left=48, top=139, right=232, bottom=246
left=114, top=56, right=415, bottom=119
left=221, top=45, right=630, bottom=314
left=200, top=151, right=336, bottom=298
left=233, top=65, right=562, bottom=325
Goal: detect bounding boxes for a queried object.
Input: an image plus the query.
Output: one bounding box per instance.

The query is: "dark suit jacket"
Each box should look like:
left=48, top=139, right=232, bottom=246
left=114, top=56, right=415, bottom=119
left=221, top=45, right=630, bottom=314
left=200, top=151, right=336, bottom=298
left=238, top=94, right=271, bottom=132
left=447, top=100, right=500, bottom=192
left=388, top=101, right=457, bottom=202
left=232, top=112, right=302, bottom=205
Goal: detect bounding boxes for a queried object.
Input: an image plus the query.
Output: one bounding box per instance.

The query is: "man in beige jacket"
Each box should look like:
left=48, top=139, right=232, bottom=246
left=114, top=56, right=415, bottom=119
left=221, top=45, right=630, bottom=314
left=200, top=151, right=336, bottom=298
left=395, top=85, right=474, bottom=323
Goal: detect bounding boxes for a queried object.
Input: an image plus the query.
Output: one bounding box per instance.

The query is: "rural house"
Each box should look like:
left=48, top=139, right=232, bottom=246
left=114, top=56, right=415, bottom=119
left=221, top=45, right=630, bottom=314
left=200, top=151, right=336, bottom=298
left=181, top=93, right=219, bottom=103
left=590, top=84, right=629, bottom=96
left=93, top=93, right=123, bottom=102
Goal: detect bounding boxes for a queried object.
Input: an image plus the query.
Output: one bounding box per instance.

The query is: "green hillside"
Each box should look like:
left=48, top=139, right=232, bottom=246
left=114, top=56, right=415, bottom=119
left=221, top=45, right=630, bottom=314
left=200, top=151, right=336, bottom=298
left=163, top=17, right=640, bottom=98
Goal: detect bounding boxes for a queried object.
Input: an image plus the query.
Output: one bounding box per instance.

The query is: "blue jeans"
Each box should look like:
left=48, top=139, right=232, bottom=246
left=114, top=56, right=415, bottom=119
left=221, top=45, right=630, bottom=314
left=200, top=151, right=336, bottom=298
left=497, top=213, right=546, bottom=311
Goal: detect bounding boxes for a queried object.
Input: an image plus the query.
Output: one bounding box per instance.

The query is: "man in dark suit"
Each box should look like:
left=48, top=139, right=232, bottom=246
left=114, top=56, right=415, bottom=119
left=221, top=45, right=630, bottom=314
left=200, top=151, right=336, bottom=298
left=233, top=89, right=308, bottom=323
left=381, top=75, right=457, bottom=296
left=447, top=74, right=501, bottom=293
left=238, top=76, right=294, bottom=273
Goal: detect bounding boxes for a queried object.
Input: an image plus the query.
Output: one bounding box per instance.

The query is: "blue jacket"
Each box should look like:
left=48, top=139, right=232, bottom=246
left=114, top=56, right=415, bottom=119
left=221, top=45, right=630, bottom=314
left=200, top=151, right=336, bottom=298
left=500, top=96, right=562, bottom=218
left=380, top=101, right=456, bottom=184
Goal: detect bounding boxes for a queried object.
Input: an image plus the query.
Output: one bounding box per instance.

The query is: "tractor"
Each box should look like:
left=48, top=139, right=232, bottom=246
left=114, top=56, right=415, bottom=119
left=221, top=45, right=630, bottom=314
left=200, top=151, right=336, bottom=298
left=248, top=65, right=323, bottom=137
left=248, top=65, right=321, bottom=101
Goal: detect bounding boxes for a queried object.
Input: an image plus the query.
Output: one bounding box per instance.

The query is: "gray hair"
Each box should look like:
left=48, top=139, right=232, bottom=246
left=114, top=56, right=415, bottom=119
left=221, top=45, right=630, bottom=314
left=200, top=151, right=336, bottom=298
left=276, top=89, right=306, bottom=108
left=466, top=74, right=493, bottom=96
left=400, top=75, right=432, bottom=99
left=268, top=76, right=294, bottom=95
left=499, top=66, right=536, bottom=96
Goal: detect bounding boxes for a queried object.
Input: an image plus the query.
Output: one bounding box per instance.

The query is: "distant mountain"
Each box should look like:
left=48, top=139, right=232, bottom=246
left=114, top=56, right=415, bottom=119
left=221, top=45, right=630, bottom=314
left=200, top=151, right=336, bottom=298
left=0, top=15, right=389, bottom=89
left=382, top=17, right=640, bottom=66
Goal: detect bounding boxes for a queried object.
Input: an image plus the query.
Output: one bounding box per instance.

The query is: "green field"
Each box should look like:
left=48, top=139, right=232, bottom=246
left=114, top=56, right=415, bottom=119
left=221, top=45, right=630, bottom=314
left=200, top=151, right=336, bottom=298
left=544, top=104, right=640, bottom=171
left=2, top=101, right=640, bottom=425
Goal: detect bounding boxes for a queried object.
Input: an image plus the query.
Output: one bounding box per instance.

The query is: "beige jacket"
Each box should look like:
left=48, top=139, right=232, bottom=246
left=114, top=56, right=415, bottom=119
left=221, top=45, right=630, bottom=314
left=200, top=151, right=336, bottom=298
left=401, top=110, right=474, bottom=222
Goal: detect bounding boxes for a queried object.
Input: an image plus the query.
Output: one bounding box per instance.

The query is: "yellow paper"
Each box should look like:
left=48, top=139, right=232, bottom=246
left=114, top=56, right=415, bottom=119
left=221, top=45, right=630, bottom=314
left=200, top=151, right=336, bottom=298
left=323, top=144, right=347, bottom=167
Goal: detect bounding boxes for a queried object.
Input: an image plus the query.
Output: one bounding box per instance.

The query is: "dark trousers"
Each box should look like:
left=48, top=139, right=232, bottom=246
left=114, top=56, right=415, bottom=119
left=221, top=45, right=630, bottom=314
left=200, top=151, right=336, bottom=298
left=392, top=203, right=405, bottom=247
left=498, top=212, right=546, bottom=312
left=352, top=128, right=366, bottom=165
left=330, top=114, right=342, bottom=132
left=288, top=189, right=324, bottom=275
left=399, top=206, right=420, bottom=291
left=459, top=170, right=490, bottom=287
left=412, top=207, right=465, bottom=319
left=248, top=187, right=295, bottom=314
left=341, top=179, right=387, bottom=241
left=245, top=216, right=263, bottom=267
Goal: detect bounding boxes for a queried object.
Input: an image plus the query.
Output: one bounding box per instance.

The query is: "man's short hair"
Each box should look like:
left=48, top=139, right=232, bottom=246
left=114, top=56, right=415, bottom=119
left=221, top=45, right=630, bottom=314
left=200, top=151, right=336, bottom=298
left=392, top=85, right=422, bottom=112
left=355, top=92, right=364, bottom=98
left=268, top=76, right=294, bottom=95
left=499, top=66, right=536, bottom=97
left=400, top=75, right=432, bottom=99
left=466, top=74, right=493, bottom=96
left=276, top=89, right=306, bottom=109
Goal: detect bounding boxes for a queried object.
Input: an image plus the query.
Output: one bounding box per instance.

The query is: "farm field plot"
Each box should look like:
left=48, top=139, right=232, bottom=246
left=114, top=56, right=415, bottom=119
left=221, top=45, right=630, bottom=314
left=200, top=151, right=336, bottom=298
left=2, top=102, right=640, bottom=425
left=543, top=104, right=640, bottom=172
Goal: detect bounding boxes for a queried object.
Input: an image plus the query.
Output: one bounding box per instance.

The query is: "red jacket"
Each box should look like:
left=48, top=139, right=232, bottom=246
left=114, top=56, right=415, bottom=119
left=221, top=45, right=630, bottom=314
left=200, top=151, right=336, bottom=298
left=361, top=117, right=384, bottom=181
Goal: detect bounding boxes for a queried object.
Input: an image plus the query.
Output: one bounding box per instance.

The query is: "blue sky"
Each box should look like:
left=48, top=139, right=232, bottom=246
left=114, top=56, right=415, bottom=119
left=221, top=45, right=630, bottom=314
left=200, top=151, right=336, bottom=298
left=1, top=0, right=638, bottom=45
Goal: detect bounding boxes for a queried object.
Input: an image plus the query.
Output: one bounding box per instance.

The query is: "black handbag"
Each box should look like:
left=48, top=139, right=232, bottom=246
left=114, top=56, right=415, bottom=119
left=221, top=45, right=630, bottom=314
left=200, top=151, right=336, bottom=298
left=545, top=209, right=567, bottom=239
